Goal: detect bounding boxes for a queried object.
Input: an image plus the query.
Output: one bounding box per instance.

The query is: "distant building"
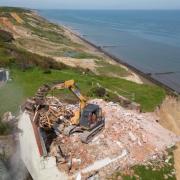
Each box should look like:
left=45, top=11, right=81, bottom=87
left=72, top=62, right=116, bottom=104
left=0, top=68, right=9, bottom=82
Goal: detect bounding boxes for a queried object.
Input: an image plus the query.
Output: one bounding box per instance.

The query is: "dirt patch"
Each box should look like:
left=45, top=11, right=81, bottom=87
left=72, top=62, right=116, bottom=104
left=15, top=37, right=64, bottom=55
left=10, top=13, right=24, bottom=24
left=121, top=72, right=143, bottom=84
left=0, top=17, right=17, bottom=36
left=156, top=96, right=180, bottom=180
left=54, top=57, right=97, bottom=72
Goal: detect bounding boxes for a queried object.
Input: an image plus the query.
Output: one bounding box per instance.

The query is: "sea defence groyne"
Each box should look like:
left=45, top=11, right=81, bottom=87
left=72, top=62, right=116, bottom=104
left=69, top=30, right=179, bottom=95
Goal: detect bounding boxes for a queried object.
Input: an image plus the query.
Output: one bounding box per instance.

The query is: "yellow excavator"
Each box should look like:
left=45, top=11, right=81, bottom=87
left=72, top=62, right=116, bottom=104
left=51, top=80, right=87, bottom=125
left=33, top=80, right=105, bottom=143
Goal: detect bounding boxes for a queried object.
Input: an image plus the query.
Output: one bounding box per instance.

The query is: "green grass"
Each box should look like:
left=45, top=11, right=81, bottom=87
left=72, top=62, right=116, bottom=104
left=111, top=148, right=176, bottom=180
left=0, top=67, right=165, bottom=117
left=42, top=47, right=100, bottom=59
left=0, top=17, right=165, bottom=117
left=33, top=29, right=71, bottom=44
left=113, top=165, right=175, bottom=180
left=0, top=121, right=12, bottom=135
left=0, top=39, right=67, bottom=70
left=0, top=46, right=14, bottom=66
left=97, top=60, right=129, bottom=77
left=0, top=33, right=15, bottom=67
left=21, top=17, right=78, bottom=46
left=63, top=50, right=101, bottom=59
left=0, top=7, right=30, bottom=26
left=0, top=7, right=30, bottom=13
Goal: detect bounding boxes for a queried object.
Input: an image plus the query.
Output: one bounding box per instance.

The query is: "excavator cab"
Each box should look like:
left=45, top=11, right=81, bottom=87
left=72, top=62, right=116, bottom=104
left=79, top=104, right=105, bottom=143
left=63, top=104, right=105, bottom=143
left=80, top=104, right=103, bottom=130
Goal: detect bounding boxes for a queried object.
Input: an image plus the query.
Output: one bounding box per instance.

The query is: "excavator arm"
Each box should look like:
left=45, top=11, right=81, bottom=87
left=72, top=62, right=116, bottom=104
left=29, top=79, right=105, bottom=144
left=52, top=80, right=87, bottom=125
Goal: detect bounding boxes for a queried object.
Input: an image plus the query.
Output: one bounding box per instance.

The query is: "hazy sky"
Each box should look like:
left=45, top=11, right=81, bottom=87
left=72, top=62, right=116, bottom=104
left=0, top=0, right=180, bottom=9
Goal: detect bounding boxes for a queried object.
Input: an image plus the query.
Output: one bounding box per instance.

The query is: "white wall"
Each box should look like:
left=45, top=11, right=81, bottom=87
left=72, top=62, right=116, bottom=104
left=18, top=112, right=68, bottom=180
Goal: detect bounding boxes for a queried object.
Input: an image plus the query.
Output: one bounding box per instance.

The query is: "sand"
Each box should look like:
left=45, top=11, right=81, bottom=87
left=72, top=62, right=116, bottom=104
left=156, top=97, right=180, bottom=180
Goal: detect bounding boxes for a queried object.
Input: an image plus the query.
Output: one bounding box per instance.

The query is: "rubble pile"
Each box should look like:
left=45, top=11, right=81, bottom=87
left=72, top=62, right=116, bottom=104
left=46, top=99, right=180, bottom=178
left=38, top=97, right=79, bottom=130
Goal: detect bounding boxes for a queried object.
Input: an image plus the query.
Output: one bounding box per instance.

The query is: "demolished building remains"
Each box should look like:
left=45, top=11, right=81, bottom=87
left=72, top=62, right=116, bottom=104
left=18, top=95, right=180, bottom=179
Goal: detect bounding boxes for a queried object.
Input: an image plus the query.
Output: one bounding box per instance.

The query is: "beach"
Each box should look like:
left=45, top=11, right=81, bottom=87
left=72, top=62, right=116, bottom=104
left=60, top=24, right=178, bottom=94
left=39, top=10, right=180, bottom=94
left=0, top=7, right=179, bottom=179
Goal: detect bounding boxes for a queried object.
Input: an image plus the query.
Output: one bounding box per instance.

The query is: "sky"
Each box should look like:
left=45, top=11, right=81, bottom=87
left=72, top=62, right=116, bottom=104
left=0, top=0, right=180, bottom=10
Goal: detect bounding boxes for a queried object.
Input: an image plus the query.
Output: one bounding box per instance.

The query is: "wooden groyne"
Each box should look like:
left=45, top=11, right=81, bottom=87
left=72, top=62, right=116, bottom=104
left=72, top=32, right=179, bottom=95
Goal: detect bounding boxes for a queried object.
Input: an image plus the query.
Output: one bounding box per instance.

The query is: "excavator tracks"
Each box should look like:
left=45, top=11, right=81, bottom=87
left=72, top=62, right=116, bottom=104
left=80, top=119, right=105, bottom=143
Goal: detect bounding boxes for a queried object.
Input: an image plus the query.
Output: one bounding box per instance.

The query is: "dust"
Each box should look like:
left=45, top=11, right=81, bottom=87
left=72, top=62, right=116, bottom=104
left=0, top=115, right=31, bottom=180
left=8, top=144, right=31, bottom=180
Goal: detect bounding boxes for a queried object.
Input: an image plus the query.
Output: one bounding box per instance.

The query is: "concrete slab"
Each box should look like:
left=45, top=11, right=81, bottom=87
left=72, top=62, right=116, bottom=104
left=18, top=112, right=68, bottom=180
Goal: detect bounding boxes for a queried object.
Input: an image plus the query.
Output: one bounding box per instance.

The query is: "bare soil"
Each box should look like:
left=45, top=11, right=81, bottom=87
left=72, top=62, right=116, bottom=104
left=156, top=96, right=180, bottom=180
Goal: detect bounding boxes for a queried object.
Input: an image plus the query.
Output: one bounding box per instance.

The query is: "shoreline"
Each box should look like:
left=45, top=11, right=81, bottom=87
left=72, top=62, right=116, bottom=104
left=61, top=24, right=178, bottom=95
left=33, top=11, right=178, bottom=95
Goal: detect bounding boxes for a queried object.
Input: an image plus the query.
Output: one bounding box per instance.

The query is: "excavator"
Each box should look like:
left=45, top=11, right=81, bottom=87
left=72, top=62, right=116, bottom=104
left=32, top=80, right=105, bottom=143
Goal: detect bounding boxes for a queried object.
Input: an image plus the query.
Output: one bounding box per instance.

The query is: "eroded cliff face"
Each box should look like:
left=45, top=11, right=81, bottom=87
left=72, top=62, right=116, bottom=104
left=156, top=96, right=180, bottom=180
left=156, top=96, right=180, bottom=135
left=0, top=8, right=142, bottom=84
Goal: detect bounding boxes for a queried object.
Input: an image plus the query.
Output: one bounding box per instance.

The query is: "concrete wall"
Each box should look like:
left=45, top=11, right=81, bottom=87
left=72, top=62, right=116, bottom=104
left=18, top=112, right=68, bottom=180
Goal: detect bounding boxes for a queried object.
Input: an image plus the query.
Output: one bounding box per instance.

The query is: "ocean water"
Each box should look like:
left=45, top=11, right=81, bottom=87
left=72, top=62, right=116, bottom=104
left=39, top=10, right=180, bottom=93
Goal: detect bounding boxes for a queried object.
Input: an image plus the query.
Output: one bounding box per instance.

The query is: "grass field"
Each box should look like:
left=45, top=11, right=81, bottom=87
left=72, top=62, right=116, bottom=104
left=96, top=60, right=130, bottom=77
left=0, top=11, right=165, bottom=136
left=0, top=7, right=176, bottom=179
left=0, top=67, right=165, bottom=117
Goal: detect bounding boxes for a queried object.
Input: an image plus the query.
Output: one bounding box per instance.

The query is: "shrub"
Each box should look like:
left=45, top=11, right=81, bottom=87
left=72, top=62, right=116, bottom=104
left=5, top=45, right=67, bottom=70
left=89, top=87, right=106, bottom=97
left=0, top=121, right=11, bottom=135
left=0, top=7, right=30, bottom=13
left=0, top=30, right=14, bottom=43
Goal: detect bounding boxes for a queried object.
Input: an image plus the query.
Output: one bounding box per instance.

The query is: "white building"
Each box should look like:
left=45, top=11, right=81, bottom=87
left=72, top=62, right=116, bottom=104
left=0, top=68, right=9, bottom=82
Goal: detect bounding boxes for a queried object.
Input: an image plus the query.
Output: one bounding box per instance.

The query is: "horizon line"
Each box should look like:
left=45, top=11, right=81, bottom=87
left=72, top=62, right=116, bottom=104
left=1, top=6, right=180, bottom=11
left=35, top=8, right=180, bottom=11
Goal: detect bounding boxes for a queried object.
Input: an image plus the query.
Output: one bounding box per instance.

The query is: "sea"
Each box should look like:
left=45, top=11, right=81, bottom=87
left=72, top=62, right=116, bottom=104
left=38, top=10, right=180, bottom=93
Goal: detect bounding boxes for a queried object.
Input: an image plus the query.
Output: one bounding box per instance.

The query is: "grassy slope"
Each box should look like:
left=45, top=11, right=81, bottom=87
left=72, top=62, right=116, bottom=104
left=0, top=7, right=166, bottom=114
left=0, top=7, right=173, bottom=179
left=0, top=67, right=165, bottom=117
left=8, top=7, right=130, bottom=77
